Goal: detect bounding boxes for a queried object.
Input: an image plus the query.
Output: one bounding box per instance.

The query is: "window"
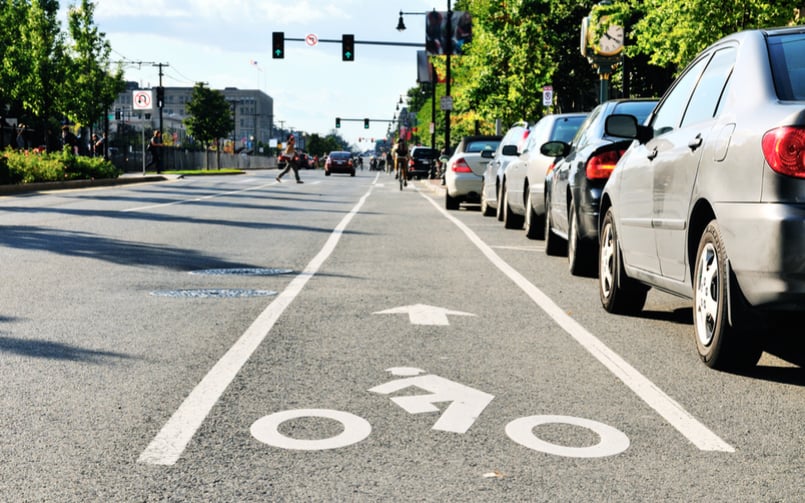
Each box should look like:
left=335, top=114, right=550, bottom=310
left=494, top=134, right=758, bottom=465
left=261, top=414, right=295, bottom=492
left=650, top=56, right=709, bottom=136
left=681, top=47, right=736, bottom=127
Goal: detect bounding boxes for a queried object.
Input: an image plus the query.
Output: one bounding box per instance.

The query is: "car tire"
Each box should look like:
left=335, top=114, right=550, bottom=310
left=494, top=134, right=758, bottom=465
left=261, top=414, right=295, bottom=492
left=568, top=203, right=596, bottom=277
left=693, top=220, right=763, bottom=370
left=524, top=190, right=545, bottom=240
left=599, top=209, right=649, bottom=315
left=325, top=171, right=331, bottom=176
left=544, top=191, right=566, bottom=256
left=350, top=171, right=355, bottom=176
left=481, top=183, right=495, bottom=217
left=445, top=190, right=460, bottom=210
left=503, top=187, right=524, bottom=229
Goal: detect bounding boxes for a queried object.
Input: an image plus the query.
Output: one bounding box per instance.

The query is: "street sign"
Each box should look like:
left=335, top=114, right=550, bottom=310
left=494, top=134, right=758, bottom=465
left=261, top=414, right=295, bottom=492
left=305, top=33, right=318, bottom=47
left=133, top=90, right=153, bottom=110
left=542, top=85, right=553, bottom=107
left=440, top=96, right=453, bottom=111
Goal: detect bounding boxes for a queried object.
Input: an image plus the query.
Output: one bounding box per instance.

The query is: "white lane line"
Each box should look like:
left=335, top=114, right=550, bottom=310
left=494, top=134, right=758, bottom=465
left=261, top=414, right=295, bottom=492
left=122, top=181, right=279, bottom=212
left=138, top=182, right=376, bottom=465
left=421, top=192, right=734, bottom=452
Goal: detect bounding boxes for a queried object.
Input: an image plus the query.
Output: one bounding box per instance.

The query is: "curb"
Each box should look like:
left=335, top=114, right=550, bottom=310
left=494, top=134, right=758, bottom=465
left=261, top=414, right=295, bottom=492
left=0, top=174, right=173, bottom=196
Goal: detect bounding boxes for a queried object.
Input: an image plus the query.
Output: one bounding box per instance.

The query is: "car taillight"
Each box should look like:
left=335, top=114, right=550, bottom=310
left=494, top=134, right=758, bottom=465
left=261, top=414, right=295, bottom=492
left=409, top=158, right=415, bottom=168
left=586, top=149, right=624, bottom=179
left=546, top=162, right=556, bottom=176
left=762, top=127, right=805, bottom=178
left=451, top=158, right=473, bottom=173
left=348, top=160, right=353, bottom=167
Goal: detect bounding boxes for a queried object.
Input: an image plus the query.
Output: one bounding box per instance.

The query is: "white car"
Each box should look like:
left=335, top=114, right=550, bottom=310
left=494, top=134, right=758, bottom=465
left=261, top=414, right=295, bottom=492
left=480, top=122, right=529, bottom=217
left=501, top=113, right=587, bottom=237
left=444, top=135, right=502, bottom=210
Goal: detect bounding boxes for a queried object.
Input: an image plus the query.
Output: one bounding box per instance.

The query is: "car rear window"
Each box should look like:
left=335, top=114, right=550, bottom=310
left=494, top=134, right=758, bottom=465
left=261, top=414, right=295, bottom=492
left=768, top=33, right=805, bottom=101
left=466, top=140, right=500, bottom=153
left=330, top=152, right=351, bottom=160
left=413, top=148, right=439, bottom=159
left=612, top=101, right=657, bottom=124
left=549, top=116, right=586, bottom=143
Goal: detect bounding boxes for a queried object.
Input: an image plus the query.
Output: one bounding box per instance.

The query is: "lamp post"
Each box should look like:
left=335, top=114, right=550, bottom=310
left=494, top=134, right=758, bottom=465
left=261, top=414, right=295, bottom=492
left=397, top=0, right=452, bottom=151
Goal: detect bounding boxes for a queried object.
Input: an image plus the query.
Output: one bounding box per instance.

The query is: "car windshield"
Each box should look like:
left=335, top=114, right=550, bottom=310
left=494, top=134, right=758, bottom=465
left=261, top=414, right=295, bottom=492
left=768, top=33, right=805, bottom=100
left=466, top=140, right=500, bottom=153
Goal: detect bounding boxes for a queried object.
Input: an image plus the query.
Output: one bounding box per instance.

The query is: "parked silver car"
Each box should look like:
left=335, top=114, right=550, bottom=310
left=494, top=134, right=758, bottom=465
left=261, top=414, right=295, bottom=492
left=502, top=113, right=587, bottom=235
left=598, top=26, right=805, bottom=370
left=480, top=122, right=529, bottom=217
left=444, top=135, right=501, bottom=210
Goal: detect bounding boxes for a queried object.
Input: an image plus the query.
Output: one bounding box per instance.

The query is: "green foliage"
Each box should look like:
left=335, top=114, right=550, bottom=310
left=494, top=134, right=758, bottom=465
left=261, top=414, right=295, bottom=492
left=2, top=147, right=120, bottom=184
left=184, top=83, right=234, bottom=148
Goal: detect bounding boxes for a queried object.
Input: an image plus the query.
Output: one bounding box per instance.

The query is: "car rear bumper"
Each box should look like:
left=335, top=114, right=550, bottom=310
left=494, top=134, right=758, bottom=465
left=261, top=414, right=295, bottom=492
left=718, top=202, right=805, bottom=310
left=446, top=173, right=482, bottom=201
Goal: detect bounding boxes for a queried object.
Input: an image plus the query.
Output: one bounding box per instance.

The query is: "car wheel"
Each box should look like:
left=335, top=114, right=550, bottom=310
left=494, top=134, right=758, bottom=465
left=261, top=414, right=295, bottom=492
left=481, top=183, right=495, bottom=217
left=503, top=187, right=524, bottom=229
left=350, top=171, right=355, bottom=176
left=445, top=190, right=460, bottom=210
left=568, top=203, right=596, bottom=277
left=599, top=209, right=649, bottom=315
left=544, top=192, right=566, bottom=256
left=693, top=221, right=763, bottom=370
left=325, top=170, right=331, bottom=176
left=524, top=190, right=545, bottom=240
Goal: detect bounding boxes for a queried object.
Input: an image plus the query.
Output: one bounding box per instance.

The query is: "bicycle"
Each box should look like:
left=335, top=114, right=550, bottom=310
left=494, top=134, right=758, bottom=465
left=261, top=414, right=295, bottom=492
left=395, top=154, right=408, bottom=190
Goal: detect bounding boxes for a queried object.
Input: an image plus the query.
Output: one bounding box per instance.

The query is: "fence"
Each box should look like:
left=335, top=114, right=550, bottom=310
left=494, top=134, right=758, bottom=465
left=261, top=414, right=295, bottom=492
left=111, top=147, right=279, bottom=173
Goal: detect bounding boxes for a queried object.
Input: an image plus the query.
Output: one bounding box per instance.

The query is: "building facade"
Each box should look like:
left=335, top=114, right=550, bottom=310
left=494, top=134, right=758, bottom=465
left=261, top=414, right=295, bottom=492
left=110, top=82, right=274, bottom=151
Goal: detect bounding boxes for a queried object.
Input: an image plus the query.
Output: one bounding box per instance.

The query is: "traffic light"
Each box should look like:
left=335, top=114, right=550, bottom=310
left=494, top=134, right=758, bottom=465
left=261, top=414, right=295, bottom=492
left=156, top=86, right=164, bottom=108
left=363, top=118, right=369, bottom=129
left=272, top=32, right=284, bottom=59
left=114, top=108, right=121, bottom=120
left=342, top=34, right=355, bottom=61
left=335, top=117, right=341, bottom=128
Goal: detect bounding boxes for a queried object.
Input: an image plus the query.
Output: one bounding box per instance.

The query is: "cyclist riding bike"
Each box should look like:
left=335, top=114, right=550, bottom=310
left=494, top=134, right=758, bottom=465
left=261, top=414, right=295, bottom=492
left=392, top=137, right=409, bottom=189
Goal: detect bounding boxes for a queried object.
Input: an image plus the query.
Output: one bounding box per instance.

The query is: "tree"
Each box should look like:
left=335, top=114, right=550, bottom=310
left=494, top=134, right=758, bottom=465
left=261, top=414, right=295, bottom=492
left=64, top=0, right=125, bottom=139
left=9, top=0, right=67, bottom=149
left=183, top=83, right=233, bottom=169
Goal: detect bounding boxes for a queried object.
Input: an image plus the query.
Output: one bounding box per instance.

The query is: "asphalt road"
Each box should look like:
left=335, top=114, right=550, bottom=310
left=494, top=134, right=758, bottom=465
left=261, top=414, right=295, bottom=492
left=0, top=168, right=802, bottom=502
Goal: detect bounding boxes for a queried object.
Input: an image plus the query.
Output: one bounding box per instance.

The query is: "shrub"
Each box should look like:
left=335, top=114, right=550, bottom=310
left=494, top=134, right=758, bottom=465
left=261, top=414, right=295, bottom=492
left=2, top=147, right=121, bottom=184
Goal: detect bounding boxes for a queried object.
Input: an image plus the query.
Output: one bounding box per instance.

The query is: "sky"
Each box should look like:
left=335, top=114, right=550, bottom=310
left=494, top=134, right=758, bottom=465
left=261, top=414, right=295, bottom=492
left=90, top=0, right=444, bottom=149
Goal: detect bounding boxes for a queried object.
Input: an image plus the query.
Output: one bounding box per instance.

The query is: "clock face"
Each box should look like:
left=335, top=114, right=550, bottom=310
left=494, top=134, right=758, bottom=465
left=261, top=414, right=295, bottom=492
left=598, top=24, right=624, bottom=56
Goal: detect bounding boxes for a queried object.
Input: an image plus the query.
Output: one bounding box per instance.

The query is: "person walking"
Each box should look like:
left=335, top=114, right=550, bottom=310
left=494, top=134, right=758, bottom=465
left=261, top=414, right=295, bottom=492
left=276, top=134, right=303, bottom=183
left=145, top=130, right=163, bottom=173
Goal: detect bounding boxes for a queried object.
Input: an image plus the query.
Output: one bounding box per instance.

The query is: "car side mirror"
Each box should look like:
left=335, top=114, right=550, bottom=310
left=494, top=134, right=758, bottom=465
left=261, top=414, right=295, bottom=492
left=481, top=149, right=495, bottom=159
left=605, top=114, right=654, bottom=143
left=540, top=140, right=569, bottom=158
left=502, top=144, right=518, bottom=156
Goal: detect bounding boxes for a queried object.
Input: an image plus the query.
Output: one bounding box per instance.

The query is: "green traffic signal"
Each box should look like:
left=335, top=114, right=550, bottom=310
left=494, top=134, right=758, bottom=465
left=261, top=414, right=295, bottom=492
left=336, top=117, right=341, bottom=128
left=363, top=118, right=369, bottom=129
left=272, top=32, right=284, bottom=59
left=342, top=34, right=355, bottom=61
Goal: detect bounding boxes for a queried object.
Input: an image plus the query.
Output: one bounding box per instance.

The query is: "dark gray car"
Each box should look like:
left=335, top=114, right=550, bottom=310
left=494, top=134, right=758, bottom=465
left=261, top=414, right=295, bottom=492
left=598, top=26, right=805, bottom=370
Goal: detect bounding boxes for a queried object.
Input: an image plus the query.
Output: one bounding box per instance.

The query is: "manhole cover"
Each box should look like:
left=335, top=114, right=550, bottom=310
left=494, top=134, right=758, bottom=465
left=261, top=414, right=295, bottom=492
left=150, top=289, right=278, bottom=298
left=190, top=268, right=294, bottom=276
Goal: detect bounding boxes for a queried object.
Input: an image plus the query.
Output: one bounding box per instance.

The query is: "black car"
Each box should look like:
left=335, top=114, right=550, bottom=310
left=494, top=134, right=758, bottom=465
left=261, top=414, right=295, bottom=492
left=542, top=98, right=658, bottom=276
left=407, top=146, right=440, bottom=179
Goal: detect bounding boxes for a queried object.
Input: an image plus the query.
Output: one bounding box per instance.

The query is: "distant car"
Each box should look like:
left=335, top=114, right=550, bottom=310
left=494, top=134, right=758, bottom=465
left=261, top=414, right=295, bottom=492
left=444, top=135, right=502, bottom=210
left=407, top=146, right=440, bottom=179
left=480, top=122, right=529, bottom=218
left=599, top=26, right=805, bottom=370
left=501, top=113, right=587, bottom=234
left=542, top=98, right=657, bottom=276
left=325, top=151, right=355, bottom=176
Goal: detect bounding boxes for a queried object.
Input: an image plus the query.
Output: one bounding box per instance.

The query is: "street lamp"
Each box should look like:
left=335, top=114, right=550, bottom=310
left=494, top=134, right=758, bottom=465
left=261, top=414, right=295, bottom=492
left=397, top=1, right=452, bottom=151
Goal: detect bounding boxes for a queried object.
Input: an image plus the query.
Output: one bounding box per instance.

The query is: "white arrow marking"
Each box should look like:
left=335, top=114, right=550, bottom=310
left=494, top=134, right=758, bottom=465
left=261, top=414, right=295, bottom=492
left=369, top=374, right=493, bottom=433
left=373, top=304, right=475, bottom=325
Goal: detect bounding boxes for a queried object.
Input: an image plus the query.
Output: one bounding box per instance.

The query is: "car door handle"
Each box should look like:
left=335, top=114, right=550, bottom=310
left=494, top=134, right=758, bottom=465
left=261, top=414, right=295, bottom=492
left=688, top=133, right=703, bottom=151
left=647, top=147, right=658, bottom=160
